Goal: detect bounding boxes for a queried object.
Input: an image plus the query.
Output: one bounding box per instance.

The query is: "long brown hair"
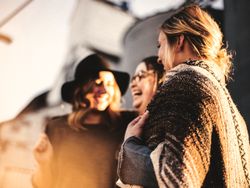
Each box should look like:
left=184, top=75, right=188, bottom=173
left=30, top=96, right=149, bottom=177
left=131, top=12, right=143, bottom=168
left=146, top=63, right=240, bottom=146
left=161, top=4, right=232, bottom=81
left=143, top=56, right=165, bottom=87
left=67, top=78, right=121, bottom=131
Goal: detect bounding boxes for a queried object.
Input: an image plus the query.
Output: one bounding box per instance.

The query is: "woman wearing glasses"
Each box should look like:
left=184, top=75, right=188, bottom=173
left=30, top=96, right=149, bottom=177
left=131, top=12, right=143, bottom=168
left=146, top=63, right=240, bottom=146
left=118, top=4, right=250, bottom=188
left=130, top=56, right=164, bottom=115
left=117, top=56, right=164, bottom=188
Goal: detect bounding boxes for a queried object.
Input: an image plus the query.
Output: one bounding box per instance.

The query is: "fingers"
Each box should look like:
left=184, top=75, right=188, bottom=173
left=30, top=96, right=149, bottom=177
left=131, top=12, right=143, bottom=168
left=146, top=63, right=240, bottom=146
left=124, top=111, right=149, bottom=141
left=129, top=110, right=149, bottom=127
left=128, top=115, right=142, bottom=126
left=135, top=111, right=149, bottom=128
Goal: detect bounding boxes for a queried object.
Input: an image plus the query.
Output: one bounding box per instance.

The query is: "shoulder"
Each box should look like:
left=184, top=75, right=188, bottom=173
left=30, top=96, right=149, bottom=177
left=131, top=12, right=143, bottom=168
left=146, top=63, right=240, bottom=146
left=161, top=63, right=219, bottom=96
left=148, top=63, right=219, bottom=112
left=164, top=61, right=224, bottom=90
left=45, top=115, right=70, bottom=141
left=46, top=115, right=68, bottom=130
left=165, top=63, right=207, bottom=84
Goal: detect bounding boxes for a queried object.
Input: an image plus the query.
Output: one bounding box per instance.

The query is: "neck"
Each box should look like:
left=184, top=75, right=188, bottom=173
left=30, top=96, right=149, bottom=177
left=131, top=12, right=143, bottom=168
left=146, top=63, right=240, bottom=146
left=83, top=110, right=104, bottom=124
left=174, top=41, right=201, bottom=66
left=175, top=55, right=201, bottom=66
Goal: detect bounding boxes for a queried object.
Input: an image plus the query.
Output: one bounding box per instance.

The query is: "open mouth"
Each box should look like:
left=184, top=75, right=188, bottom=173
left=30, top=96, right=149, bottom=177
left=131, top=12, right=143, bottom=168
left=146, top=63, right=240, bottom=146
left=94, top=94, right=109, bottom=101
left=132, top=90, right=142, bottom=97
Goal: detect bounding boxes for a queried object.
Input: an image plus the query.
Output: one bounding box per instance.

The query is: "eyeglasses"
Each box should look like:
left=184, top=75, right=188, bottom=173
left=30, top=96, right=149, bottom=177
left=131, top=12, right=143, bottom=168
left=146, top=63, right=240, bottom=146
left=131, top=70, right=155, bottom=82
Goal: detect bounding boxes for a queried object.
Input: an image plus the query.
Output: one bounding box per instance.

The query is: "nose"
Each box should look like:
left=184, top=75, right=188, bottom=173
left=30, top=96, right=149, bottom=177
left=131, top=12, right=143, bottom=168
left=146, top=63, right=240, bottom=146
left=96, top=82, right=107, bottom=94
left=130, top=77, right=138, bottom=89
left=131, top=73, right=141, bottom=83
left=157, top=57, right=162, bottom=64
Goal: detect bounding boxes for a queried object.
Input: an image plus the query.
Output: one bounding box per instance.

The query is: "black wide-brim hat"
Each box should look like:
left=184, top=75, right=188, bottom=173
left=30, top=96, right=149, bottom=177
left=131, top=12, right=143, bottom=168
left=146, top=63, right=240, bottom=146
left=61, top=54, right=130, bottom=103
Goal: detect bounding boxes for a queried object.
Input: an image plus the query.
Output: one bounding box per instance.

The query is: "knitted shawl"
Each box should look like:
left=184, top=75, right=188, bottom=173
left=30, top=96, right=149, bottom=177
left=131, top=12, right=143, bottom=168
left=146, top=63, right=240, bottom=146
left=142, top=61, right=250, bottom=187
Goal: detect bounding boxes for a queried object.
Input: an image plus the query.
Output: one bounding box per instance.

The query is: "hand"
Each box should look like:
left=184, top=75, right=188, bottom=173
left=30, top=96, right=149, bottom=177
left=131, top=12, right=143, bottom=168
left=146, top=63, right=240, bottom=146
left=124, top=111, right=149, bottom=141
left=33, top=133, right=54, bottom=165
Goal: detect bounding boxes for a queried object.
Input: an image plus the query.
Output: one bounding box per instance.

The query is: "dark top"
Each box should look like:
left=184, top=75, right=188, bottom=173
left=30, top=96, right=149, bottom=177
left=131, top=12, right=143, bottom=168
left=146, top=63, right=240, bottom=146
left=118, top=61, right=250, bottom=187
left=45, top=110, right=136, bottom=188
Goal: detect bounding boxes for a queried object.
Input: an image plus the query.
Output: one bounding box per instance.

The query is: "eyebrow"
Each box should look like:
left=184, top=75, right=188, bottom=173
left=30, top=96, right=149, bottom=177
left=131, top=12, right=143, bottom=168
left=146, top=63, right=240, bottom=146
left=137, top=70, right=147, bottom=74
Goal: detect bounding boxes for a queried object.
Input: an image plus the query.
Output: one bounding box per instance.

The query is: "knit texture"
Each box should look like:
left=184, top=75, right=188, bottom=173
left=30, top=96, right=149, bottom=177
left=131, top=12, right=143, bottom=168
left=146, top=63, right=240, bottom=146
left=143, top=61, right=250, bottom=187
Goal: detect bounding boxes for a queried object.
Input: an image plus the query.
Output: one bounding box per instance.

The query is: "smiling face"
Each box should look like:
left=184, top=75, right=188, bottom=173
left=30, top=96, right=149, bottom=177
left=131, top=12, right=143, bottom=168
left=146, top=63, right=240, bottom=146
left=130, top=62, right=157, bottom=115
left=85, top=71, right=116, bottom=111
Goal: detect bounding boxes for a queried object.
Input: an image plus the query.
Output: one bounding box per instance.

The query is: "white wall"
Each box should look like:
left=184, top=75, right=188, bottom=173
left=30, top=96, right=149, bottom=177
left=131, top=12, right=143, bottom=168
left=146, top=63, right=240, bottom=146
left=0, top=0, right=76, bottom=122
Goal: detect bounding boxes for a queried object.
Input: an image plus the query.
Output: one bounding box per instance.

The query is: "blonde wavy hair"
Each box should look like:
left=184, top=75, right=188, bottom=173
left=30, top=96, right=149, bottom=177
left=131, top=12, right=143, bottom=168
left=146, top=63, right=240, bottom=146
left=68, top=78, right=121, bottom=131
left=161, top=4, right=232, bottom=81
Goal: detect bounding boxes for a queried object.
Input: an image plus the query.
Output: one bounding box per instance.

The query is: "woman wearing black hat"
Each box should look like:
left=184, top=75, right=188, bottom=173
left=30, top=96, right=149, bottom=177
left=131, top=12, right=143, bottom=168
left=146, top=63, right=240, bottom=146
left=32, top=54, right=136, bottom=188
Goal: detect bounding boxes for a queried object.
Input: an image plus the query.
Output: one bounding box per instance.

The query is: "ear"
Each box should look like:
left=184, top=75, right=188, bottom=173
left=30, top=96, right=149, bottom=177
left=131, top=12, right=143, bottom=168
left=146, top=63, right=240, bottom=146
left=176, top=35, right=185, bottom=52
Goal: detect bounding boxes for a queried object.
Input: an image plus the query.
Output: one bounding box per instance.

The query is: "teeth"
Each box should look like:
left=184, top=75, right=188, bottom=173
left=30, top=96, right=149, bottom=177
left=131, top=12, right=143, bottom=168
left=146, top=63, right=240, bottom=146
left=133, top=92, right=142, bottom=96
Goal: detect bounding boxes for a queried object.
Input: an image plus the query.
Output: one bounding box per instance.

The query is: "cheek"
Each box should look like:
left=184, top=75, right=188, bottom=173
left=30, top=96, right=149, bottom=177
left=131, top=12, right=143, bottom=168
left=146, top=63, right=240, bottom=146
left=141, top=80, right=155, bottom=98
left=158, top=47, right=164, bottom=61
left=92, top=86, right=99, bottom=94
left=159, top=46, right=170, bottom=68
left=162, top=48, right=175, bottom=70
left=85, top=93, right=95, bottom=107
left=106, top=87, right=115, bottom=99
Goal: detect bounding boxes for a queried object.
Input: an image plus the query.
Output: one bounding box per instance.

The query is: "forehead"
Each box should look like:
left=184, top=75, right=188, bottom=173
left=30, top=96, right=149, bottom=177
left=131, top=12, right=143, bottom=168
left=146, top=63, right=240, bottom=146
left=135, top=62, right=147, bottom=74
left=158, top=31, right=167, bottom=42
left=98, top=71, right=115, bottom=80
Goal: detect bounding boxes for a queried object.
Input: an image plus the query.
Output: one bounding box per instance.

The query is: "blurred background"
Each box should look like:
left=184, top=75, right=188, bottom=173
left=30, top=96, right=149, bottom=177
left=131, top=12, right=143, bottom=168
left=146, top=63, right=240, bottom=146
left=0, top=0, right=249, bottom=187
left=0, top=0, right=249, bottom=130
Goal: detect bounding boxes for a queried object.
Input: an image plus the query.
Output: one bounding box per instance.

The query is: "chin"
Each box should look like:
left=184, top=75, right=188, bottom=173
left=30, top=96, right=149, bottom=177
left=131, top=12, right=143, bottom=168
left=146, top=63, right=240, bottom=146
left=133, top=105, right=145, bottom=114
left=133, top=102, right=141, bottom=110
left=96, top=104, right=109, bottom=111
left=97, top=107, right=107, bottom=111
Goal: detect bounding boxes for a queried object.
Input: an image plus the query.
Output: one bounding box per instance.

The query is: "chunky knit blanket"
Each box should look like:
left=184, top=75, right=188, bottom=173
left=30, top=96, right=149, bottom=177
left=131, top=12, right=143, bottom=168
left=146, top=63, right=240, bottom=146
left=142, top=61, right=250, bottom=187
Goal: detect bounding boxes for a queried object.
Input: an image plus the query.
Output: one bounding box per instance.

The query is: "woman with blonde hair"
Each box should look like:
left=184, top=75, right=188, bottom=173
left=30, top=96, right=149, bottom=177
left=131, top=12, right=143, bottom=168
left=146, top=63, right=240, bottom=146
left=32, top=54, right=135, bottom=188
left=118, top=4, right=250, bottom=188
